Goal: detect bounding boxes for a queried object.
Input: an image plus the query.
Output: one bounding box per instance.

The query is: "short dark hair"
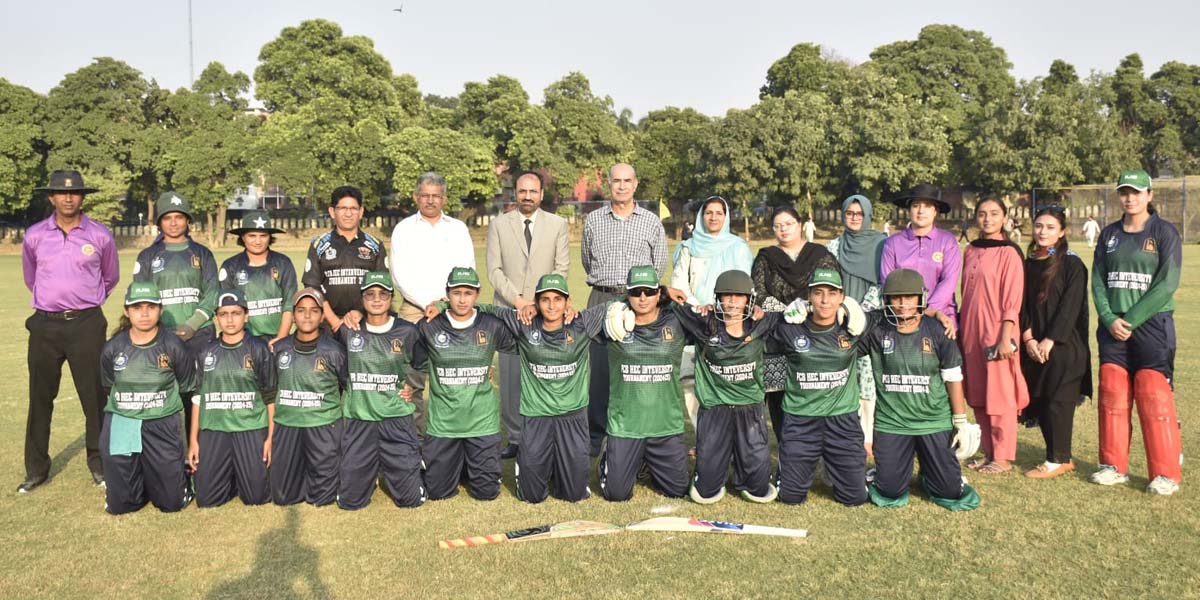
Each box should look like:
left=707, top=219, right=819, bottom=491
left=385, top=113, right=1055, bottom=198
left=772, top=206, right=802, bottom=224
left=514, top=170, right=544, bottom=190
left=331, top=186, right=363, bottom=208
left=236, top=234, right=277, bottom=248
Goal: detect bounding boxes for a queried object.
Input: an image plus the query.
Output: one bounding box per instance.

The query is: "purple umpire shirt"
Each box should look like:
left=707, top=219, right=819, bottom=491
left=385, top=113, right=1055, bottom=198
left=879, top=226, right=962, bottom=324
left=22, top=214, right=120, bottom=312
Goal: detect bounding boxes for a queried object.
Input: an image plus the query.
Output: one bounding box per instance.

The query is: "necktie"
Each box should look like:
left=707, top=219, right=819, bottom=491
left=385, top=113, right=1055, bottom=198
left=524, top=218, right=532, bottom=251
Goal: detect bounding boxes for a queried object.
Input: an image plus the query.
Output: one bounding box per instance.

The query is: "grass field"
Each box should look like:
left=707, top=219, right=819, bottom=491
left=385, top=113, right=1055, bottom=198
left=2, top=242, right=1199, bottom=599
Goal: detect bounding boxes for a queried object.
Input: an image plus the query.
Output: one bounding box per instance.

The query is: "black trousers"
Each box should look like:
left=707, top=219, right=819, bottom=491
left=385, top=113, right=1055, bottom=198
left=194, top=428, right=270, bottom=507
left=338, top=416, right=425, bottom=509
left=270, top=422, right=341, bottom=507
left=516, top=409, right=590, bottom=503
left=586, top=288, right=623, bottom=455
left=423, top=434, right=501, bottom=501
left=873, top=430, right=963, bottom=501
left=765, top=390, right=786, bottom=447
left=1027, top=383, right=1080, bottom=464
left=694, top=404, right=771, bottom=498
left=101, top=412, right=188, bottom=514
left=778, top=412, right=868, bottom=506
left=600, top=434, right=689, bottom=501
left=25, top=308, right=107, bottom=480
left=180, top=325, right=215, bottom=442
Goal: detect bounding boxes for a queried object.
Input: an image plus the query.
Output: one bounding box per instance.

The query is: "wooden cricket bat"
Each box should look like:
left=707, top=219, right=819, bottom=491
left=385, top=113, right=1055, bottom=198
left=626, top=517, right=807, bottom=538
left=438, top=520, right=623, bottom=549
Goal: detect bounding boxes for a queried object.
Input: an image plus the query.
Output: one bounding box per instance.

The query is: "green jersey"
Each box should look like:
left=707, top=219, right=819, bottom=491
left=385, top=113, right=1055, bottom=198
left=273, top=335, right=348, bottom=428
left=197, top=336, right=276, bottom=432
left=101, top=330, right=197, bottom=420
left=861, top=317, right=962, bottom=435
left=605, top=308, right=692, bottom=438
left=133, top=238, right=218, bottom=329
left=338, top=319, right=419, bottom=421
left=412, top=311, right=516, bottom=438
left=479, top=303, right=607, bottom=418
left=219, top=251, right=298, bottom=338
left=673, top=305, right=778, bottom=409
left=1092, top=215, right=1181, bottom=329
left=769, top=315, right=877, bottom=417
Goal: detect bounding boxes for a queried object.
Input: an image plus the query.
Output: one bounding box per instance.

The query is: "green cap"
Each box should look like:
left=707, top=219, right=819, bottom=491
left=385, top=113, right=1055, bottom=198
left=1116, top=169, right=1151, bottom=191
left=535, top=273, right=569, bottom=297
left=446, top=266, right=481, bottom=289
left=808, top=267, right=843, bottom=290
left=217, top=289, right=248, bottom=309
left=125, top=282, right=162, bottom=306
left=626, top=265, right=660, bottom=290
left=230, top=211, right=284, bottom=235
left=360, top=271, right=394, bottom=293
left=155, top=191, right=193, bottom=222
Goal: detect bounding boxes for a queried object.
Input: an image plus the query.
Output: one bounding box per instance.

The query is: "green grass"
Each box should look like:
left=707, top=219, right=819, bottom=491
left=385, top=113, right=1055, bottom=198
left=2, top=242, right=1199, bottom=599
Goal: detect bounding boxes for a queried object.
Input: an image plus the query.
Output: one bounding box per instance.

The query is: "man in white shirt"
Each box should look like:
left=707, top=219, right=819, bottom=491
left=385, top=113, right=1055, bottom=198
left=1083, top=216, right=1101, bottom=248
left=485, top=171, right=570, bottom=459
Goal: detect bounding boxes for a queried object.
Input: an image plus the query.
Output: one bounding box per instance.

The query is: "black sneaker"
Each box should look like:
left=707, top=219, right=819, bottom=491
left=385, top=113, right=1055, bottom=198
left=16, top=476, right=47, bottom=493
left=91, top=471, right=105, bottom=488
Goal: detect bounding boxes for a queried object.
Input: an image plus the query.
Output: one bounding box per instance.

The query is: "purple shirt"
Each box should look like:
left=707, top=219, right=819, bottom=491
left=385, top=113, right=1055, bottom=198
left=879, top=226, right=962, bottom=323
left=22, top=214, right=120, bottom=311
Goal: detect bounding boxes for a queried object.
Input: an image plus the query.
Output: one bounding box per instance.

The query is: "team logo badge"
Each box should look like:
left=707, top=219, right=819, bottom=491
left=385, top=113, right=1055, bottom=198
left=838, top=335, right=852, bottom=350
left=349, top=334, right=365, bottom=352
left=882, top=335, right=895, bottom=354
left=324, top=248, right=337, bottom=260
left=236, top=270, right=249, bottom=286
left=81, top=243, right=95, bottom=256
left=1143, top=238, right=1157, bottom=254
left=203, top=353, right=216, bottom=371
left=151, top=256, right=165, bottom=273
left=243, top=353, right=253, bottom=370
left=191, top=254, right=200, bottom=269
left=157, top=353, right=171, bottom=369
left=922, top=337, right=933, bottom=354
left=477, top=331, right=489, bottom=346
left=390, top=339, right=404, bottom=354
left=932, top=251, right=944, bottom=263
left=113, top=352, right=129, bottom=371
left=793, top=335, right=811, bottom=353
left=709, top=335, right=722, bottom=345
left=565, top=331, right=574, bottom=344
left=528, top=330, right=542, bottom=346
left=663, top=326, right=674, bottom=341
left=433, top=332, right=451, bottom=348
left=278, top=352, right=292, bottom=369
left=315, top=358, right=327, bottom=372
left=357, top=246, right=372, bottom=260
left=271, top=267, right=280, bottom=281
left=1106, top=236, right=1119, bottom=254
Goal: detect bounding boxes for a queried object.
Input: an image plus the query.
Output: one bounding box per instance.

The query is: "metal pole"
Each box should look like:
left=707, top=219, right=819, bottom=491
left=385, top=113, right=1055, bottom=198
left=1182, top=176, right=1188, bottom=244
left=188, top=0, right=195, bottom=85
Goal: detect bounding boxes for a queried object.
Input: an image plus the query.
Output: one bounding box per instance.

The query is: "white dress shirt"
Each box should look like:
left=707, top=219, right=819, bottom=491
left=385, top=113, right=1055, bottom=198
left=390, top=212, right=475, bottom=308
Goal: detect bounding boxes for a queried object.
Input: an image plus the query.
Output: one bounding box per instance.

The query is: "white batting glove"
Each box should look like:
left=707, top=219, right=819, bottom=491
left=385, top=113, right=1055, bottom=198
left=950, top=413, right=981, bottom=461
left=783, top=298, right=810, bottom=324
left=605, top=302, right=636, bottom=342
left=838, top=296, right=867, bottom=336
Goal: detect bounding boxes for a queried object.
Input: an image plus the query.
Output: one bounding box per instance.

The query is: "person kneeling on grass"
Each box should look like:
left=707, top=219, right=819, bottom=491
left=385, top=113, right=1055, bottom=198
left=188, top=289, right=276, bottom=507
left=100, top=282, right=197, bottom=514
left=336, top=272, right=425, bottom=510
left=271, top=287, right=348, bottom=506
left=863, top=269, right=981, bottom=511
left=407, top=267, right=516, bottom=501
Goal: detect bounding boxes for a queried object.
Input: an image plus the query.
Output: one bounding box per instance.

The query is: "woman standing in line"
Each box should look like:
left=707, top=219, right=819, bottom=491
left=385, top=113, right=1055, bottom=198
left=959, top=198, right=1028, bottom=474
left=1020, top=206, right=1091, bottom=478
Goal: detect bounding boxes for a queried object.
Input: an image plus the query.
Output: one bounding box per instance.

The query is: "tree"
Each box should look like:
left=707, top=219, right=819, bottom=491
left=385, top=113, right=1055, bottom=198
left=384, top=126, right=496, bottom=214
left=1148, top=61, right=1200, bottom=174
left=633, top=107, right=713, bottom=204
left=542, top=72, right=631, bottom=197
left=760, top=43, right=851, bottom=99
left=0, top=79, right=46, bottom=216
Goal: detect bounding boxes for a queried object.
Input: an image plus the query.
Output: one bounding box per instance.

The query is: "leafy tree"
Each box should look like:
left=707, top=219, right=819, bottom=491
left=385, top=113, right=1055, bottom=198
left=0, top=79, right=46, bottom=216
left=542, top=72, right=631, bottom=197
left=1148, top=61, right=1200, bottom=174
left=760, top=43, right=851, bottom=98
left=384, top=126, right=496, bottom=214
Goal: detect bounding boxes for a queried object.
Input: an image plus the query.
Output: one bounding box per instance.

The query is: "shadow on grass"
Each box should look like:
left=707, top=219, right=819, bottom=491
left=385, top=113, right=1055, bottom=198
left=47, top=433, right=86, bottom=480
left=206, top=506, right=330, bottom=599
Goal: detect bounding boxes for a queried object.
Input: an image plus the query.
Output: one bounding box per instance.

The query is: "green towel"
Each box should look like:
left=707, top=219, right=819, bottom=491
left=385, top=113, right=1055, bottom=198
left=108, top=413, right=143, bottom=456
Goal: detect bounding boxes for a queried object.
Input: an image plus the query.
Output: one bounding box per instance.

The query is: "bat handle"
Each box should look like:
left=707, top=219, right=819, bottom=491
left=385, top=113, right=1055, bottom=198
left=438, top=534, right=507, bottom=549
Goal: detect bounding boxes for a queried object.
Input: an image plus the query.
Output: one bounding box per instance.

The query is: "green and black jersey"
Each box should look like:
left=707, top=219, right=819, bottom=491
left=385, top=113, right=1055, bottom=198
left=768, top=314, right=882, bottom=417
left=101, top=330, right=197, bottom=420
left=479, top=303, right=607, bottom=418
left=219, top=251, right=298, bottom=338
left=604, top=308, right=692, bottom=438
left=133, top=238, right=219, bottom=329
left=273, top=335, right=348, bottom=428
left=302, top=230, right=388, bottom=317
left=1092, top=214, right=1182, bottom=329
left=197, top=336, right=276, bottom=432
left=338, top=319, right=419, bottom=421
left=412, top=311, right=516, bottom=438
left=860, top=316, right=962, bottom=436
left=673, top=305, right=779, bottom=409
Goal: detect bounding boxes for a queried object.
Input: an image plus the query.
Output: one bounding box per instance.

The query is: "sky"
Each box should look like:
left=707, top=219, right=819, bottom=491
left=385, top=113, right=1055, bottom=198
left=3, top=0, right=1200, bottom=118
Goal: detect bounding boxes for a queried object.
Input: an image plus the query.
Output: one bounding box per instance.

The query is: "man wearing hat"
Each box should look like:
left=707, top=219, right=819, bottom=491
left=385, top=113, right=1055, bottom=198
left=880, top=183, right=962, bottom=324
left=220, top=211, right=297, bottom=349
left=134, top=191, right=219, bottom=436
left=20, top=170, right=119, bottom=492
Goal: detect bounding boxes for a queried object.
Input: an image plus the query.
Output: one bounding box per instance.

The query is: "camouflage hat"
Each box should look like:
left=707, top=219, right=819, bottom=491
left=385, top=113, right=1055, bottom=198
left=292, top=287, right=326, bottom=307
left=124, top=282, right=162, bottom=306
left=1116, top=169, right=1152, bottom=191
left=446, top=266, right=481, bottom=289
left=230, top=211, right=284, bottom=235
left=535, top=273, right=569, bottom=297
left=808, top=267, right=844, bottom=290
left=217, top=289, right=248, bottom=309
left=155, top=191, right=193, bottom=222
left=360, top=271, right=394, bottom=293
left=626, top=265, right=660, bottom=290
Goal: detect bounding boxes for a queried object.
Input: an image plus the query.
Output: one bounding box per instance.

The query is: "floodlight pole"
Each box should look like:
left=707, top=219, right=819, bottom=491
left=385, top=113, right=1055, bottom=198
left=188, top=0, right=195, bottom=85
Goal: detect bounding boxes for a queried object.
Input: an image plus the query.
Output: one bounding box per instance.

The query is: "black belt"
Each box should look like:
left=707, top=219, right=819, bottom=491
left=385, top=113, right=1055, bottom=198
left=589, top=285, right=624, bottom=295
left=36, top=307, right=100, bottom=321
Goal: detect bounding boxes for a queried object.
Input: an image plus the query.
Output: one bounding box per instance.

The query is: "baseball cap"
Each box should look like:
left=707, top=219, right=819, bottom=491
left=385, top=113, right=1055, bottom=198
left=217, top=289, right=248, bottom=309
left=808, top=267, right=844, bottom=290
left=626, top=265, right=660, bottom=290
left=1116, top=169, right=1151, bottom=191
left=360, top=271, right=394, bottom=293
left=124, top=282, right=162, bottom=306
left=446, top=266, right=481, bottom=289
left=535, top=273, right=569, bottom=297
left=292, top=287, right=326, bottom=307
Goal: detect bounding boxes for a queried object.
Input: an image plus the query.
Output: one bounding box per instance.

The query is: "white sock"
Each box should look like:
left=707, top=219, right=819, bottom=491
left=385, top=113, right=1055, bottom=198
left=1042, top=461, right=1061, bottom=470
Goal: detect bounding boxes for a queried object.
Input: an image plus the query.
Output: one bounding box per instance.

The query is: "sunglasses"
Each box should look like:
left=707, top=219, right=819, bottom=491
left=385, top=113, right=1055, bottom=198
left=628, top=288, right=659, bottom=298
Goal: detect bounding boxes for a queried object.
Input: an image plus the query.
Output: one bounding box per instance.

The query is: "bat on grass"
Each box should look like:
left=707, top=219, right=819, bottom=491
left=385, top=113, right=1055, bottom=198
left=438, top=520, right=622, bottom=549
left=625, top=517, right=807, bottom=538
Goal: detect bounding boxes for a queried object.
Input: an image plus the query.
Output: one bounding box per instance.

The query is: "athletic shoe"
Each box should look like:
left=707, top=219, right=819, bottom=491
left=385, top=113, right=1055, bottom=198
left=16, top=476, right=47, bottom=493
left=1147, top=476, right=1180, bottom=496
left=865, top=468, right=877, bottom=484
left=91, top=471, right=106, bottom=487
left=1090, top=465, right=1130, bottom=486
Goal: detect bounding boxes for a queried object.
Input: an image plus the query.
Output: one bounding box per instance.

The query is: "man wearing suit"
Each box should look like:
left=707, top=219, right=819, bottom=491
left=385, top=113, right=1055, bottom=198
left=486, top=171, right=570, bottom=459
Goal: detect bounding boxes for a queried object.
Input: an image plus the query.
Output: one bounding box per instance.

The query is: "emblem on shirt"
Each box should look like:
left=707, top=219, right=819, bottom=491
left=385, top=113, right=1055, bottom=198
left=157, top=353, right=171, bottom=369
left=663, top=326, right=674, bottom=341
left=203, top=353, right=217, bottom=371
left=838, top=335, right=852, bottom=350
left=1106, top=236, right=1119, bottom=254
left=349, top=334, right=365, bottom=352
left=271, top=267, right=280, bottom=281
left=81, top=243, right=95, bottom=256
left=477, top=331, right=489, bottom=346
left=390, top=339, right=404, bottom=354
left=357, top=246, right=373, bottom=260
left=243, top=354, right=253, bottom=370
left=709, top=335, right=722, bottom=345
left=565, top=331, right=574, bottom=344
left=1143, top=238, right=1157, bottom=254
left=278, top=351, right=292, bottom=369
left=236, top=270, right=249, bottom=286
left=793, top=335, right=811, bottom=353
left=528, top=330, right=542, bottom=346
left=113, top=352, right=129, bottom=371
left=922, top=337, right=933, bottom=354
left=191, top=254, right=201, bottom=269
left=882, top=335, right=895, bottom=354
left=151, top=256, right=165, bottom=273
left=433, top=332, right=451, bottom=349
left=932, top=251, right=944, bottom=263
left=315, top=358, right=327, bottom=372
left=324, top=248, right=337, bottom=260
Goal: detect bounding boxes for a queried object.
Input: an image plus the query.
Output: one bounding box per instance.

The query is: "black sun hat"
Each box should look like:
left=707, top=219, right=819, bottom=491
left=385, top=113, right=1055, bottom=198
left=892, top=183, right=950, bottom=214
left=35, top=170, right=98, bottom=195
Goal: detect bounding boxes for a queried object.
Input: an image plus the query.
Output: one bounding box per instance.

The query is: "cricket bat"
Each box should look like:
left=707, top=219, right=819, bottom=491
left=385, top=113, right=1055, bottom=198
left=438, top=520, right=622, bottom=549
left=626, top=517, right=807, bottom=538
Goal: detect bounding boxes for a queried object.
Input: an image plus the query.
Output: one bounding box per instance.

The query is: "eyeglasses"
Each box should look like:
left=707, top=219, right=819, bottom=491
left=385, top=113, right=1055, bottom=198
left=844, top=211, right=865, bottom=218
left=333, top=205, right=360, bottom=213
left=772, top=221, right=798, bottom=230
left=628, top=288, right=659, bottom=298
left=416, top=194, right=445, bottom=202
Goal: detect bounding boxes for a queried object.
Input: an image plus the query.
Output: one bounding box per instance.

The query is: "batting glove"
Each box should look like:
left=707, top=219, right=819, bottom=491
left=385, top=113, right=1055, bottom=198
left=783, top=298, right=810, bottom=324
left=950, top=413, right=981, bottom=461
left=838, top=296, right=867, bottom=336
left=605, top=302, right=635, bottom=342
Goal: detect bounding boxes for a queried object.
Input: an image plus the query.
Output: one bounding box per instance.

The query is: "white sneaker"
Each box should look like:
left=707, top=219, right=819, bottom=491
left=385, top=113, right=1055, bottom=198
left=1147, top=476, right=1180, bottom=496
left=1090, top=465, right=1130, bottom=486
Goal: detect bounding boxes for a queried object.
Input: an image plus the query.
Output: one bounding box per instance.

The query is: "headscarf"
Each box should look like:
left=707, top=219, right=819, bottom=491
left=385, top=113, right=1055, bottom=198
left=674, top=196, right=753, bottom=304
left=833, top=195, right=887, bottom=284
